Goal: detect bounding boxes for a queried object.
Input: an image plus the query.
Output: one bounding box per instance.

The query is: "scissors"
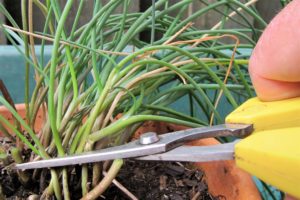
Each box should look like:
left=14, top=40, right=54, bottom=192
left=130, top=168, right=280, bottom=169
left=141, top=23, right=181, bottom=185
left=16, top=97, right=300, bottom=198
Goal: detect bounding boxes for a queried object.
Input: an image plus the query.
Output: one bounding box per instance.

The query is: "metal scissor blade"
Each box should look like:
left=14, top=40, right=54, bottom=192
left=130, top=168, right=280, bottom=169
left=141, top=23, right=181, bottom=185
left=16, top=124, right=252, bottom=170
left=136, top=141, right=238, bottom=162
left=16, top=140, right=167, bottom=170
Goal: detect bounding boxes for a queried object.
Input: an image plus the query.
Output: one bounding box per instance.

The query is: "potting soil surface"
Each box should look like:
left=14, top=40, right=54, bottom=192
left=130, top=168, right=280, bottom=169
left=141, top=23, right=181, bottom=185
left=0, top=136, right=219, bottom=200
left=1, top=160, right=220, bottom=200
left=103, top=160, right=220, bottom=200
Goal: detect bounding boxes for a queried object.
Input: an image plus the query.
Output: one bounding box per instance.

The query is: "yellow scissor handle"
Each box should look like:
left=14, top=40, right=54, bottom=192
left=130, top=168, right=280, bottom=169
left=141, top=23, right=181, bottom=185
left=225, top=97, right=300, bottom=198
left=235, top=128, right=300, bottom=199
left=226, top=96, right=300, bottom=132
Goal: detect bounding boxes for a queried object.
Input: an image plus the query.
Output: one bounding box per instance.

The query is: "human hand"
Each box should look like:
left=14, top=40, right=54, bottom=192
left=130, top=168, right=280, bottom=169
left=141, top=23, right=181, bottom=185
left=249, top=2, right=300, bottom=199
left=250, top=2, right=300, bottom=198
left=249, top=0, right=300, bottom=101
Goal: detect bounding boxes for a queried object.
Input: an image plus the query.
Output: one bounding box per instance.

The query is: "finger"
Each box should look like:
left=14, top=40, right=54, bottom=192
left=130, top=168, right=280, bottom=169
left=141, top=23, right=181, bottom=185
left=250, top=71, right=300, bottom=101
left=249, top=0, right=300, bottom=82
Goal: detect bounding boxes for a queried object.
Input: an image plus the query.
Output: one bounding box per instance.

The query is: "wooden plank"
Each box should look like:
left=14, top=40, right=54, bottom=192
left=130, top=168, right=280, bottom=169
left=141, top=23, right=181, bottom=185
left=56, top=1, right=139, bottom=35
left=167, top=1, right=253, bottom=30
left=30, top=1, right=140, bottom=42
left=254, top=0, right=282, bottom=29
left=0, top=0, right=5, bottom=44
left=0, top=0, right=284, bottom=45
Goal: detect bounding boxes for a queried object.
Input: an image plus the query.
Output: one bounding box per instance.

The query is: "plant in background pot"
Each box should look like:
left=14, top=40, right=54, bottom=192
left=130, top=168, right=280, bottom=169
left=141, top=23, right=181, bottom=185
left=0, top=0, right=278, bottom=199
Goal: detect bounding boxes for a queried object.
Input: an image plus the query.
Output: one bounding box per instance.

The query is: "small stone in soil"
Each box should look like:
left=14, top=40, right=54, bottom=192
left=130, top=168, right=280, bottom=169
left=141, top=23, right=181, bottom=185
left=164, top=164, right=185, bottom=177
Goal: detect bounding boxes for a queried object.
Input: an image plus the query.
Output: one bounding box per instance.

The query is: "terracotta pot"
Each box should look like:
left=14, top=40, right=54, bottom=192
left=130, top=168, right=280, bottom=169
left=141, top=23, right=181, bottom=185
left=0, top=105, right=261, bottom=199
left=134, top=121, right=261, bottom=200
left=0, top=104, right=44, bottom=136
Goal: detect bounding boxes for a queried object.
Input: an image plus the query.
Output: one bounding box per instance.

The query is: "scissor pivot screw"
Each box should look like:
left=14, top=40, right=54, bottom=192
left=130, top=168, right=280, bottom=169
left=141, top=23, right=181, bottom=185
left=139, top=132, right=160, bottom=145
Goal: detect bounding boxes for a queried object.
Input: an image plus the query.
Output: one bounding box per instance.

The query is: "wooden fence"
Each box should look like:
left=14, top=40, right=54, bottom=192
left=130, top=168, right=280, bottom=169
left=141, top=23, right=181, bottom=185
left=0, top=0, right=282, bottom=44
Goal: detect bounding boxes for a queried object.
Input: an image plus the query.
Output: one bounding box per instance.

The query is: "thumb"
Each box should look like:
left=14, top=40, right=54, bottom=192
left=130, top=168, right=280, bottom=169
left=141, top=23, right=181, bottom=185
left=249, top=0, right=300, bottom=101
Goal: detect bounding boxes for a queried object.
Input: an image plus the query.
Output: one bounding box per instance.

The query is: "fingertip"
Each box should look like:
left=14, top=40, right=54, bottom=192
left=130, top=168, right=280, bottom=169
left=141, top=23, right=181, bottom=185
left=250, top=72, right=300, bottom=101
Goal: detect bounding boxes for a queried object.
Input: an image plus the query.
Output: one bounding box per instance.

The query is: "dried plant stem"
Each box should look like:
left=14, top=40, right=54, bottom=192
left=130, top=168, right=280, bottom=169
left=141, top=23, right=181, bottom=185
left=169, top=34, right=233, bottom=46
left=156, top=34, right=240, bottom=124
left=81, top=159, right=123, bottom=200
left=103, top=33, right=235, bottom=127
left=2, top=25, right=130, bottom=57
left=209, top=0, right=259, bottom=33
left=164, top=22, right=193, bottom=45
left=115, top=65, right=143, bottom=87
left=209, top=35, right=240, bottom=125
left=103, top=171, right=138, bottom=200
left=102, top=55, right=197, bottom=128
left=102, top=66, right=167, bottom=128
left=191, top=191, right=200, bottom=200
left=167, top=35, right=230, bottom=74
left=138, top=22, right=193, bottom=60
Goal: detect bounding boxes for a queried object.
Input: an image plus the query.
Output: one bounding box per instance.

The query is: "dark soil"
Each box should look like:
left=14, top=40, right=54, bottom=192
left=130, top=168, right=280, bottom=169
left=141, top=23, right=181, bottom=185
left=1, top=134, right=217, bottom=200
left=103, top=160, right=219, bottom=200
left=1, top=160, right=218, bottom=200
left=0, top=168, right=36, bottom=199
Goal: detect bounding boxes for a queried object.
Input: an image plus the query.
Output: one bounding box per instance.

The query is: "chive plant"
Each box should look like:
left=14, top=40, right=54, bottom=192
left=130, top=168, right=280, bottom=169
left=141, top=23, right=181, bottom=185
left=0, top=0, right=269, bottom=199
